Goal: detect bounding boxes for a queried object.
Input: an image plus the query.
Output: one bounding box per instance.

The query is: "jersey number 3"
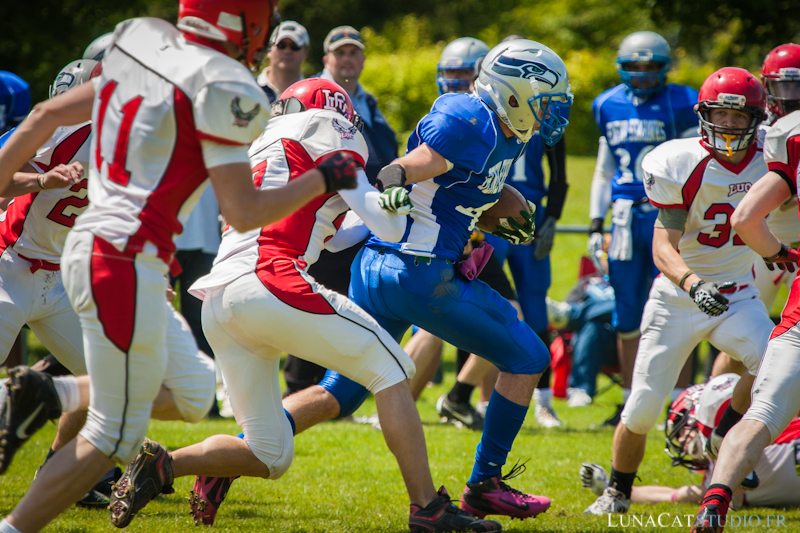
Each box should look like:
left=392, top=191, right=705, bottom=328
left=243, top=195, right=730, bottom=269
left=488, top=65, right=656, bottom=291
left=697, top=203, right=746, bottom=248
left=96, top=80, right=144, bottom=187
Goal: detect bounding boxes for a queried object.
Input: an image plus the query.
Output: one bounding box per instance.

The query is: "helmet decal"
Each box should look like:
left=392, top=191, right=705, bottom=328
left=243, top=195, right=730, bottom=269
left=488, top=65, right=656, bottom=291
left=492, top=57, right=559, bottom=88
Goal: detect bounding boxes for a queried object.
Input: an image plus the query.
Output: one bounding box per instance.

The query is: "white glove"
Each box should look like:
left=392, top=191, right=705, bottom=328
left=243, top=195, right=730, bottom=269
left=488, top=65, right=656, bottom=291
left=580, top=463, right=609, bottom=496
left=587, top=232, right=605, bottom=275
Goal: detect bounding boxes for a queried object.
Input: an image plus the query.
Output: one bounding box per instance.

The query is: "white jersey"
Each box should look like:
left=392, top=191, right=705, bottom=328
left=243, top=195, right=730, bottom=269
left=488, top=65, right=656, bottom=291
left=73, top=17, right=270, bottom=254
left=763, top=111, right=800, bottom=221
left=0, top=123, right=92, bottom=263
left=190, top=109, right=369, bottom=298
left=643, top=139, right=767, bottom=287
left=758, top=122, right=800, bottom=244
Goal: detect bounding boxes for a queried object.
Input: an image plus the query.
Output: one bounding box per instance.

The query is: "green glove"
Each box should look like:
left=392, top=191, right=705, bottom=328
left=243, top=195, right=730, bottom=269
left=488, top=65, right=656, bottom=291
left=491, top=201, right=536, bottom=245
left=378, top=186, right=414, bottom=215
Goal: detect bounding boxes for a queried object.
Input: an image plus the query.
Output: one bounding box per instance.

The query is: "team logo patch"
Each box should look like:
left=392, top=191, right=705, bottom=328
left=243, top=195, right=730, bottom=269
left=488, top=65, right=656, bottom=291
left=728, top=182, right=752, bottom=196
left=231, top=97, right=261, bottom=128
left=644, top=171, right=655, bottom=191
left=332, top=118, right=357, bottom=139
left=492, top=56, right=559, bottom=88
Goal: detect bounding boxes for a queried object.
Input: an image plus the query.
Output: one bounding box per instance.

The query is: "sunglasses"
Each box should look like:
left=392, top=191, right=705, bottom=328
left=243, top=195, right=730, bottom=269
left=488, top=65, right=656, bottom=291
left=276, top=41, right=302, bottom=51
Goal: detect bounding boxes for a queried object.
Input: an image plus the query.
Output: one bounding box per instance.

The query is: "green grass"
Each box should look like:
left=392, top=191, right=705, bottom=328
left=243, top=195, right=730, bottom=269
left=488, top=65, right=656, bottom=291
left=7, top=155, right=795, bottom=531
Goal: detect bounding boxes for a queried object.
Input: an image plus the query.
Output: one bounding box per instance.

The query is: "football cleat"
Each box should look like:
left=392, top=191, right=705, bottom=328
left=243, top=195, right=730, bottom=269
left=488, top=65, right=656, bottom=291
left=109, top=439, right=174, bottom=528
left=534, top=404, right=562, bottom=428
left=591, top=403, right=624, bottom=429
left=579, top=463, right=609, bottom=496
left=436, top=395, right=484, bottom=431
left=740, top=470, right=759, bottom=491
left=0, top=366, right=62, bottom=475
left=691, top=504, right=726, bottom=533
left=189, top=475, right=239, bottom=526
left=409, top=486, right=501, bottom=532
left=584, top=486, right=631, bottom=515
left=460, top=461, right=550, bottom=520
left=77, top=467, right=122, bottom=509
left=705, top=430, right=724, bottom=460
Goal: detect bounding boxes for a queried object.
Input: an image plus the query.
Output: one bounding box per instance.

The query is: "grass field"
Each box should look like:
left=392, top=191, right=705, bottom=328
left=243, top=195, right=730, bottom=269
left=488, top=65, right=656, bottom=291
left=5, top=155, right=795, bottom=532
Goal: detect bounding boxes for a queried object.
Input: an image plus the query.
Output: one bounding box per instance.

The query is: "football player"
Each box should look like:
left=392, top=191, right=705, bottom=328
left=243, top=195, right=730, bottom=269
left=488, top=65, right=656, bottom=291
left=691, top=44, right=800, bottom=533
left=0, top=1, right=361, bottom=531
left=588, top=31, right=699, bottom=426
left=111, top=78, right=500, bottom=533
left=585, top=67, right=772, bottom=515
left=283, top=39, right=572, bottom=521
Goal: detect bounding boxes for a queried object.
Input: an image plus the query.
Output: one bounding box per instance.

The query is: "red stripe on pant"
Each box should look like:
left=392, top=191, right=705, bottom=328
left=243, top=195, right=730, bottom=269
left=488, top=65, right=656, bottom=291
left=257, top=260, right=336, bottom=315
left=91, top=237, right=137, bottom=353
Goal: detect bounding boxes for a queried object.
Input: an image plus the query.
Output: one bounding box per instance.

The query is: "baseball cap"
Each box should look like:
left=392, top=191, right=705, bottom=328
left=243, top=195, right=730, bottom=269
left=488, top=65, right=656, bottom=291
left=323, top=26, right=364, bottom=53
left=269, top=21, right=310, bottom=48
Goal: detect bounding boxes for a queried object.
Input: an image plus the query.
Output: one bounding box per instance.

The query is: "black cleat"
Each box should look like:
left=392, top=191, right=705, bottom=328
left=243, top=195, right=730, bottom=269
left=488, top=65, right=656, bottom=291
left=109, top=439, right=174, bottom=528
left=409, top=486, right=501, bottom=532
left=77, top=467, right=122, bottom=509
left=0, top=366, right=62, bottom=475
left=436, top=395, right=484, bottom=431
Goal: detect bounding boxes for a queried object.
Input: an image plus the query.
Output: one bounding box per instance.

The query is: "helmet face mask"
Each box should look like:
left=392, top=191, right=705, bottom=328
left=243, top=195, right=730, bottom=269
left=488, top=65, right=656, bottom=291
left=762, top=43, right=800, bottom=118
left=664, top=386, right=711, bottom=472
left=616, top=31, right=672, bottom=98
left=437, top=38, right=490, bottom=95
left=475, top=40, right=573, bottom=145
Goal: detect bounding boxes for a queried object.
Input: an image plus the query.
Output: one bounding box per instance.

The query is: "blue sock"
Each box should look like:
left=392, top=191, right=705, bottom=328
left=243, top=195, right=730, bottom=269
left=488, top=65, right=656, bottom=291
left=237, top=409, right=296, bottom=440
left=468, top=390, right=528, bottom=484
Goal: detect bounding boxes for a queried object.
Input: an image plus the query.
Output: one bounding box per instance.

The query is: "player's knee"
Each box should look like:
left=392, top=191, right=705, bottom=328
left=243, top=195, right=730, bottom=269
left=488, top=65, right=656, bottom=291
left=172, top=357, right=216, bottom=423
left=246, top=430, right=295, bottom=480
left=621, top=389, right=663, bottom=434
left=744, top=400, right=793, bottom=443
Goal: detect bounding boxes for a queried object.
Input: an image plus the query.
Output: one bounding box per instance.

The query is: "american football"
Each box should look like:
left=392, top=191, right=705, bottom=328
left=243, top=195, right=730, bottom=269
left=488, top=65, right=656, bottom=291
left=477, top=184, right=530, bottom=232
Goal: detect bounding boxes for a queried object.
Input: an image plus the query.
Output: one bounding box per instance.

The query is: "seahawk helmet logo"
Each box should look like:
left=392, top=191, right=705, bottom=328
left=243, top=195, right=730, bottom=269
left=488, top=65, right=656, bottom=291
left=230, top=97, right=261, bottom=128
left=332, top=117, right=357, bottom=139
left=491, top=56, right=559, bottom=89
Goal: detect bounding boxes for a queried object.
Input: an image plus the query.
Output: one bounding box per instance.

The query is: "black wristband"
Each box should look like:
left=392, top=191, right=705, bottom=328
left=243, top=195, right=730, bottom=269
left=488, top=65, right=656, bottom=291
left=376, top=164, right=407, bottom=192
left=589, top=218, right=604, bottom=235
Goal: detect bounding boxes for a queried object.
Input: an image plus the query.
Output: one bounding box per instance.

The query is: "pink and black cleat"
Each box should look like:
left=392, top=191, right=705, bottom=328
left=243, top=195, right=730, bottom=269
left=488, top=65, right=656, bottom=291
left=189, top=475, right=239, bottom=526
left=409, top=486, right=501, bottom=533
left=460, top=462, right=550, bottom=520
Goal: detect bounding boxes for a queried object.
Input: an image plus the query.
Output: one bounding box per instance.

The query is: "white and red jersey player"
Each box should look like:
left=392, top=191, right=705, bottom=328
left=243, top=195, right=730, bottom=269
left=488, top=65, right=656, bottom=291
left=0, top=123, right=91, bottom=372
left=188, top=96, right=414, bottom=480
left=59, top=16, right=271, bottom=466
left=620, top=131, right=774, bottom=435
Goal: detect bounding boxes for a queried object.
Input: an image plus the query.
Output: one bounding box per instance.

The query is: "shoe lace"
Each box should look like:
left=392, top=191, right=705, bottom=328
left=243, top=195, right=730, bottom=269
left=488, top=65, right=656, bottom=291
left=498, top=459, right=529, bottom=496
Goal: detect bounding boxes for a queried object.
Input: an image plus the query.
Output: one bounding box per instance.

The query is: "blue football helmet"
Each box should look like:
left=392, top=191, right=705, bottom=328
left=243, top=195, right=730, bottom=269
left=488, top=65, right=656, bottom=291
left=616, top=31, right=672, bottom=98
left=0, top=71, right=30, bottom=134
left=436, top=37, right=489, bottom=95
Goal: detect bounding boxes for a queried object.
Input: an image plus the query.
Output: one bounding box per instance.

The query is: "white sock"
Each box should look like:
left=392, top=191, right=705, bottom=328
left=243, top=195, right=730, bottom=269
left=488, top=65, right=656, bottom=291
left=52, top=375, right=80, bottom=413
left=670, top=388, right=684, bottom=403
left=534, top=388, right=552, bottom=408
left=0, top=519, right=23, bottom=533
left=622, top=388, right=632, bottom=403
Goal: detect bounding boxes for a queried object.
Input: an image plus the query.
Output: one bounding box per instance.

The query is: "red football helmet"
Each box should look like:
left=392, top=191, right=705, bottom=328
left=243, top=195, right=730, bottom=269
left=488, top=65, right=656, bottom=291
left=272, top=79, right=363, bottom=130
left=665, top=374, right=739, bottom=472
left=761, top=43, right=800, bottom=118
left=177, top=0, right=280, bottom=69
left=695, top=67, right=766, bottom=156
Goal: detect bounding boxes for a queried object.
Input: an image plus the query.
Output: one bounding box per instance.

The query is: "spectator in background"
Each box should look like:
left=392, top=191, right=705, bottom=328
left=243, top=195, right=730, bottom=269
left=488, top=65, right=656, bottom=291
left=256, top=21, right=310, bottom=103
left=281, top=25, right=400, bottom=396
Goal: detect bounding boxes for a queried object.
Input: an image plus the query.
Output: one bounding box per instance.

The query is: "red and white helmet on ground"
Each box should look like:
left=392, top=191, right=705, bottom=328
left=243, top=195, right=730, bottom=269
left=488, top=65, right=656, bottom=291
left=664, top=373, right=739, bottom=472
left=272, top=78, right=362, bottom=130
left=761, top=43, right=800, bottom=118
left=695, top=67, right=766, bottom=156
left=177, top=0, right=280, bottom=69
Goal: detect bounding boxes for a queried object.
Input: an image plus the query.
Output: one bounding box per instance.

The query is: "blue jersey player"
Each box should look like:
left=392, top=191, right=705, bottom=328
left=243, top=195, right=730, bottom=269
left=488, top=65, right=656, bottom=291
left=281, top=40, right=573, bottom=521
left=586, top=31, right=698, bottom=425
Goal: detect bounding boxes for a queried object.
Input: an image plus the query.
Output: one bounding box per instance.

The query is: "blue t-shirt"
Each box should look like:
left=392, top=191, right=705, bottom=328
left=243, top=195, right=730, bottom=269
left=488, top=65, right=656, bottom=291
left=368, top=93, right=526, bottom=261
left=592, top=83, right=698, bottom=202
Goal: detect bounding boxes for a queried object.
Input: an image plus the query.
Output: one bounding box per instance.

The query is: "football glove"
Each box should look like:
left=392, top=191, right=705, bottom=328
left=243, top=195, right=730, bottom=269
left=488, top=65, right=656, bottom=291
left=587, top=232, right=605, bottom=275
left=763, top=243, right=800, bottom=273
left=492, top=200, right=536, bottom=245
left=534, top=215, right=557, bottom=260
left=318, top=152, right=359, bottom=194
left=378, top=186, right=414, bottom=215
left=579, top=463, right=609, bottom=496
left=689, top=280, right=736, bottom=317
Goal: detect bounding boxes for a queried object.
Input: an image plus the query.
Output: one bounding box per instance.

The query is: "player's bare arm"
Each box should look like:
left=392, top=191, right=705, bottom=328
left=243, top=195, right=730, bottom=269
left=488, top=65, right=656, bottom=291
left=390, top=143, right=450, bottom=185
left=0, top=82, right=94, bottom=191
left=731, top=171, right=792, bottom=257
left=0, top=162, right=84, bottom=197
left=652, top=225, right=700, bottom=291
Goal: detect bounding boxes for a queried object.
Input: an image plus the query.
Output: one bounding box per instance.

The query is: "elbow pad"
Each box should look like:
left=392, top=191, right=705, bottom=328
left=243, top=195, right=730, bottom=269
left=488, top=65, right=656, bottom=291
left=376, top=164, right=407, bottom=192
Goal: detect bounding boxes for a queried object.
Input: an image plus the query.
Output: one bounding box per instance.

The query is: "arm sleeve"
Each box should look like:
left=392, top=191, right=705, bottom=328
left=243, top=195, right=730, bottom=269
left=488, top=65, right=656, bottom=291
left=338, top=169, right=407, bottom=243
left=415, top=111, right=490, bottom=171
left=655, top=208, right=688, bottom=231
left=200, top=140, right=250, bottom=169
left=194, top=82, right=271, bottom=148
left=544, top=136, right=568, bottom=220
left=589, top=136, right=614, bottom=220
left=324, top=211, right=370, bottom=253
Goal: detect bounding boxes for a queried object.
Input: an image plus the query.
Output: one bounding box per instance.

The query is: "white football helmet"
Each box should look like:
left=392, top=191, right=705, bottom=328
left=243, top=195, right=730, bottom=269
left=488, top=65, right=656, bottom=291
left=475, top=39, right=572, bottom=145
left=83, top=33, right=114, bottom=61
left=49, top=59, right=99, bottom=99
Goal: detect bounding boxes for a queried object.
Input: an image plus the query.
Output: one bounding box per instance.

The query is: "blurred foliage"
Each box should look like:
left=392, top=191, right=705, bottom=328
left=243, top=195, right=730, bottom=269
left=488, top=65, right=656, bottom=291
left=4, top=0, right=798, bottom=154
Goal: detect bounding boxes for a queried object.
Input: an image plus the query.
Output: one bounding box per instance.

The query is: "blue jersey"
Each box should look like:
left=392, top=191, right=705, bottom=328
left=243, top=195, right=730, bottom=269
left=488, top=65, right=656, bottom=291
left=368, top=93, right=526, bottom=261
left=0, top=127, right=13, bottom=150
left=593, top=83, right=698, bottom=202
